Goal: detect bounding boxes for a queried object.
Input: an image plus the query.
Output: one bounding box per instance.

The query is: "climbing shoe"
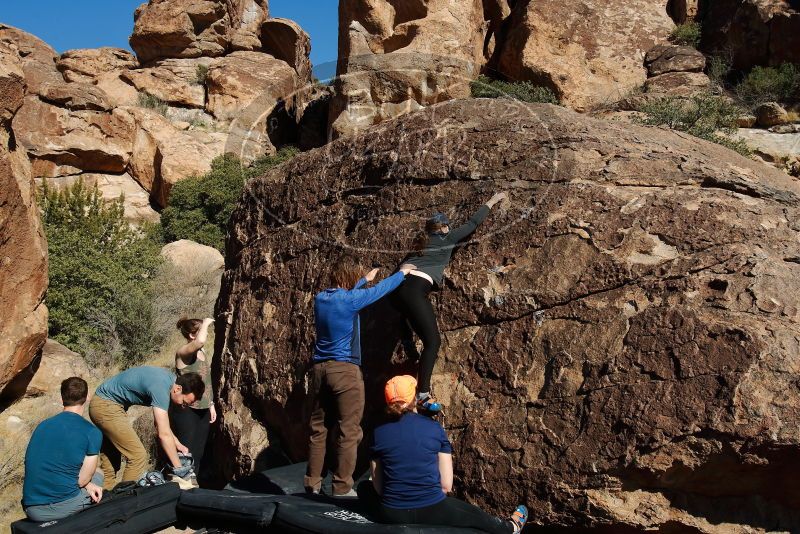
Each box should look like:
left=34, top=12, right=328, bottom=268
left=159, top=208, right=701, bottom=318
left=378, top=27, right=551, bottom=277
left=417, top=395, right=442, bottom=413
left=510, top=504, right=528, bottom=533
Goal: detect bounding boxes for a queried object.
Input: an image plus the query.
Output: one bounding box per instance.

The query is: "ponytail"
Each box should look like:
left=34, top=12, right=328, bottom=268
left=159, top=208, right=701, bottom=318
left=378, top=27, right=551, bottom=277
left=385, top=401, right=415, bottom=421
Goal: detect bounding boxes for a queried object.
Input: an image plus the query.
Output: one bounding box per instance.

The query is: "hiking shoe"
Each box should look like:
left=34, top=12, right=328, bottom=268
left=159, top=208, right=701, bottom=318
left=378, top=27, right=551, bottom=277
left=510, top=504, right=528, bottom=533
left=417, top=396, right=442, bottom=413
left=332, top=489, right=358, bottom=498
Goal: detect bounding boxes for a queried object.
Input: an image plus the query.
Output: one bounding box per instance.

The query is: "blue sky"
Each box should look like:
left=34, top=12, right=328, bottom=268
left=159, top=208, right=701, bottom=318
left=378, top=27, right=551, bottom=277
left=0, top=1, right=338, bottom=75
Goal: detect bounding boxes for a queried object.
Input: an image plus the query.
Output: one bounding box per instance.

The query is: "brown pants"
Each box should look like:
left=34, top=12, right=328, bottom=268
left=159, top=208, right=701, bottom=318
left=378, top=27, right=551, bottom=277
left=304, top=360, right=365, bottom=495
left=88, top=396, right=149, bottom=489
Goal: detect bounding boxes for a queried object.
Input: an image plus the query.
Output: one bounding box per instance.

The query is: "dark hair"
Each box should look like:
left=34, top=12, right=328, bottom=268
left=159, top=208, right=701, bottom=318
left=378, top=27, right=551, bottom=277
left=330, top=254, right=363, bottom=289
left=411, top=220, right=448, bottom=254
left=385, top=400, right=414, bottom=421
left=175, top=372, right=205, bottom=400
left=176, top=317, right=203, bottom=339
left=61, top=377, right=88, bottom=407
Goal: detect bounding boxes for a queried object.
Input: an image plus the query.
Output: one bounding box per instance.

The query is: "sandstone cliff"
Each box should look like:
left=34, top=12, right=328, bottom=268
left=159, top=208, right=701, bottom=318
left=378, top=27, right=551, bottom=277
left=214, top=98, right=800, bottom=532
left=0, top=31, right=48, bottom=406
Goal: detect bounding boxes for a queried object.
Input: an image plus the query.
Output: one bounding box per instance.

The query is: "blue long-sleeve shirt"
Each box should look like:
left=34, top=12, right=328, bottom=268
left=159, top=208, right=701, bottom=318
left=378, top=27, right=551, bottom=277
left=312, top=271, right=406, bottom=365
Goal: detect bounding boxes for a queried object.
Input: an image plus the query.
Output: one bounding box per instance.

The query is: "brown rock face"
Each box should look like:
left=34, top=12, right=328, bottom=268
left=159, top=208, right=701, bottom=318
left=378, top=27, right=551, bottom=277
left=329, top=0, right=486, bottom=138
left=0, top=24, right=62, bottom=95
left=129, top=0, right=269, bottom=65
left=24, top=340, right=92, bottom=398
left=121, top=58, right=210, bottom=108
left=214, top=99, right=800, bottom=532
left=13, top=95, right=135, bottom=175
left=57, top=48, right=138, bottom=84
left=0, top=53, right=48, bottom=406
left=644, top=71, right=711, bottom=96
left=700, top=0, right=800, bottom=70
left=494, top=0, right=674, bottom=111
left=261, top=18, right=312, bottom=84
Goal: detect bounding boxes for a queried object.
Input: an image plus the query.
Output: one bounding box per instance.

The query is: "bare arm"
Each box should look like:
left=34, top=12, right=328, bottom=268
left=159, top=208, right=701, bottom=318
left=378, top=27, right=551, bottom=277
left=438, top=453, right=453, bottom=494
left=370, top=459, right=383, bottom=496
left=78, top=454, right=99, bottom=487
left=153, top=407, right=183, bottom=468
left=175, top=318, right=214, bottom=364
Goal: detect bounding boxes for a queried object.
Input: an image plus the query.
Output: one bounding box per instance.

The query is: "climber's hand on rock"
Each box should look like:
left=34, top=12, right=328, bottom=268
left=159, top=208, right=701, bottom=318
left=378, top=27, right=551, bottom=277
left=365, top=268, right=379, bottom=282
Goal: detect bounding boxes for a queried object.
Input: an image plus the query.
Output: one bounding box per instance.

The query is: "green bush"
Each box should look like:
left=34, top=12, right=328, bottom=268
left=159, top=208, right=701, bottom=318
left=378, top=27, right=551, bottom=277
left=670, top=22, right=701, bottom=47
left=161, top=146, right=299, bottom=251
left=707, top=53, right=732, bottom=90
left=40, top=179, right=164, bottom=368
left=734, top=63, right=800, bottom=108
left=635, top=93, right=751, bottom=156
left=470, top=75, right=559, bottom=104
left=137, top=92, right=168, bottom=116
left=195, top=64, right=209, bottom=85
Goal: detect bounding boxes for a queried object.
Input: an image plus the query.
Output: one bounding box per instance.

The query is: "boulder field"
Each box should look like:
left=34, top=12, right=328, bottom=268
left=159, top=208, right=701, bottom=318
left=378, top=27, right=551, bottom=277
left=213, top=98, right=800, bottom=533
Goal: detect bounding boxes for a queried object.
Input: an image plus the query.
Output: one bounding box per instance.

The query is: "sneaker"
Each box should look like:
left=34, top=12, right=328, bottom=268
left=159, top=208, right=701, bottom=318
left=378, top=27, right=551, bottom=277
left=332, top=489, right=358, bottom=498
left=510, top=504, right=528, bottom=533
left=417, top=395, right=442, bottom=413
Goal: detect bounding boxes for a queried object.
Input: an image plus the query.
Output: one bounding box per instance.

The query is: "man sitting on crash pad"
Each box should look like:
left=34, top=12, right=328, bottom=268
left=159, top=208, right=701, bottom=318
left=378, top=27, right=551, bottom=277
left=89, top=366, right=204, bottom=488
left=22, top=377, right=104, bottom=522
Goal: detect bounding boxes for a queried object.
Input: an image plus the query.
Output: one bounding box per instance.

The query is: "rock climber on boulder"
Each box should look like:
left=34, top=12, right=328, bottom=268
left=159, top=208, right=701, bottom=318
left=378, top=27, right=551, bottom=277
left=391, top=192, right=508, bottom=413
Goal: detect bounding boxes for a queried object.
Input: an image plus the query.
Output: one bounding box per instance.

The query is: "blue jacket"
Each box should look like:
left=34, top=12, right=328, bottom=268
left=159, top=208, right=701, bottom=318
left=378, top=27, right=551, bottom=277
left=313, top=271, right=406, bottom=365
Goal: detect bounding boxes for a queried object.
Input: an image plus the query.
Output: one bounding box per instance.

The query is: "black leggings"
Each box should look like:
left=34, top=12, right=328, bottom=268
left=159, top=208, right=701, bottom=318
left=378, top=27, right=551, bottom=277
left=391, top=275, right=440, bottom=393
left=169, top=406, right=210, bottom=475
left=357, top=481, right=513, bottom=534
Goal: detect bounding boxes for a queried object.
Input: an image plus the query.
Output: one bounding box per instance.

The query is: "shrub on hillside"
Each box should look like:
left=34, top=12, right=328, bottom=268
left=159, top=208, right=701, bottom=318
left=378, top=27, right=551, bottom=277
left=635, top=93, right=751, bottom=156
left=470, top=75, right=559, bottom=104
left=138, top=91, right=168, bottom=116
left=161, top=147, right=299, bottom=251
left=670, top=22, right=701, bottom=47
left=735, top=63, right=800, bottom=108
left=40, top=179, right=163, bottom=368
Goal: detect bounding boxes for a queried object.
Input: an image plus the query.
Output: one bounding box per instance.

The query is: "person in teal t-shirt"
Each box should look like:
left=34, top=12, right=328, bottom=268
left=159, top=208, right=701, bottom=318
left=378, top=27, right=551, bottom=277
left=89, top=366, right=205, bottom=488
left=23, top=377, right=104, bottom=522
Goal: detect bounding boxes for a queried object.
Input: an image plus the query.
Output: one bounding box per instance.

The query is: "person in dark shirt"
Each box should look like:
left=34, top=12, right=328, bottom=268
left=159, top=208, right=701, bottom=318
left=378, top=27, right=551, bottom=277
left=362, top=375, right=527, bottom=533
left=304, top=255, right=416, bottom=497
left=392, top=192, right=507, bottom=412
left=23, top=377, right=104, bottom=522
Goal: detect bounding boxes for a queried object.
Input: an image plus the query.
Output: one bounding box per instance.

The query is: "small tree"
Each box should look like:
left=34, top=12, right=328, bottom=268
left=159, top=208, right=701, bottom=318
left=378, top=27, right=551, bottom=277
left=670, top=22, right=701, bottom=47
left=40, top=179, right=163, bottom=368
left=635, top=93, right=751, bottom=156
left=735, top=63, right=800, bottom=108
left=161, top=147, right=299, bottom=251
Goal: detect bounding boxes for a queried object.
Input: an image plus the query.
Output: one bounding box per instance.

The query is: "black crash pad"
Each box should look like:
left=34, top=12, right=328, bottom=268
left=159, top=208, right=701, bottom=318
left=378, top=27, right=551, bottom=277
left=11, top=482, right=180, bottom=534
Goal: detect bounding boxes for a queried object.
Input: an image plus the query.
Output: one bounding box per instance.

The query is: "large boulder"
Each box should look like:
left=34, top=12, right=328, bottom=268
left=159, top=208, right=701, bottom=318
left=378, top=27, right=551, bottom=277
left=645, top=44, right=706, bottom=76
left=57, top=48, right=138, bottom=83
left=0, top=24, right=62, bottom=95
left=24, top=340, right=93, bottom=398
left=260, top=18, right=312, bottom=85
left=700, top=0, right=800, bottom=70
left=129, top=0, right=269, bottom=65
left=121, top=106, right=226, bottom=207
left=494, top=0, right=674, bottom=111
left=329, top=0, right=486, bottom=138
left=0, top=59, right=48, bottom=405
left=213, top=98, right=800, bottom=532
left=12, top=95, right=135, bottom=176
left=121, top=58, right=210, bottom=108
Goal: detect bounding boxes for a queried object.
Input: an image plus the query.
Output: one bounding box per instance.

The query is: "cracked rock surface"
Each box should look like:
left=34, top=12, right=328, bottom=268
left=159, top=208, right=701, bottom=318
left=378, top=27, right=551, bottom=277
left=213, top=98, right=800, bottom=532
